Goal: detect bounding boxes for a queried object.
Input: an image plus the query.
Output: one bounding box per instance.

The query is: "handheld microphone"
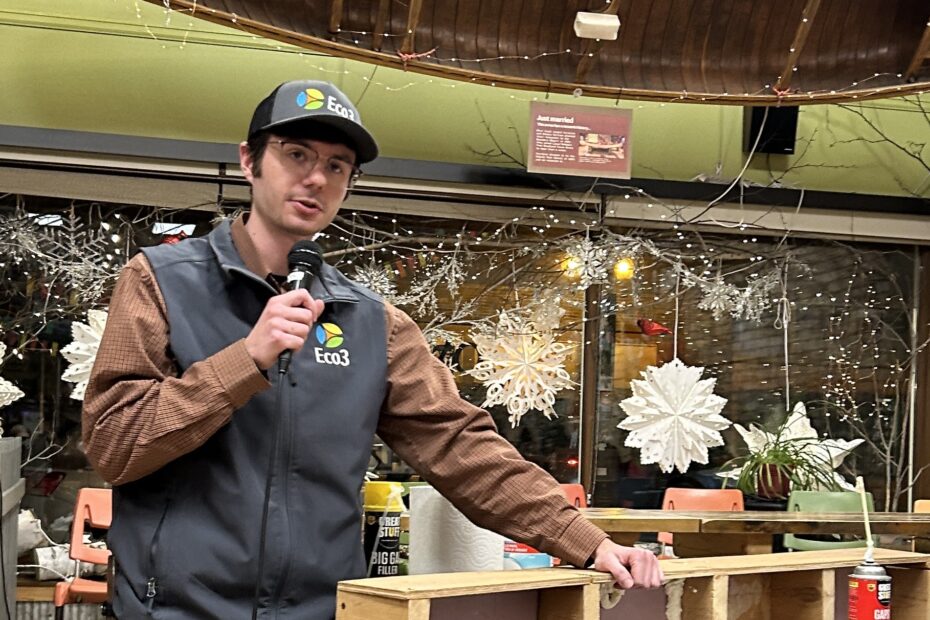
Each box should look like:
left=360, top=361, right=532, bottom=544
left=279, top=240, right=324, bottom=375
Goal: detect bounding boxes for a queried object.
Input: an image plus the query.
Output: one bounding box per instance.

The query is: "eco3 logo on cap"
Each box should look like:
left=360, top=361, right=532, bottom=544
left=296, top=88, right=326, bottom=110
left=314, top=322, right=350, bottom=366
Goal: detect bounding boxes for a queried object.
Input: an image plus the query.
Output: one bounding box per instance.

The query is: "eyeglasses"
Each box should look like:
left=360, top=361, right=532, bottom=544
left=267, top=139, right=362, bottom=186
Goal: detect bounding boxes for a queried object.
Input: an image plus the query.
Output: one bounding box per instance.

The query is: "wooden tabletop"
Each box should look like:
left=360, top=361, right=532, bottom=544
left=581, top=508, right=930, bottom=536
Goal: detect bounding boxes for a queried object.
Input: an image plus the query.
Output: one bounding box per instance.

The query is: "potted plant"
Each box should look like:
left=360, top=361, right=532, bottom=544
left=720, top=403, right=858, bottom=499
left=722, top=434, right=840, bottom=499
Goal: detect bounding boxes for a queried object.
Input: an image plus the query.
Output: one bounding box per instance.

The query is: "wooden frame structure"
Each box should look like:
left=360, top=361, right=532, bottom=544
left=337, top=549, right=930, bottom=620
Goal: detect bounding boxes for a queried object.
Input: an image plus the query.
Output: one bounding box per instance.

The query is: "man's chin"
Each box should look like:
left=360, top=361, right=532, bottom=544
left=284, top=216, right=328, bottom=238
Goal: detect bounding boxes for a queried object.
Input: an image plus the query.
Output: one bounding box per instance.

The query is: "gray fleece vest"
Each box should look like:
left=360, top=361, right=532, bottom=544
left=109, top=221, right=387, bottom=619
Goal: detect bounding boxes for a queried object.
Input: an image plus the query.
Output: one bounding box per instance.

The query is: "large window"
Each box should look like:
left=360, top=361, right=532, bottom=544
left=0, top=197, right=920, bottom=521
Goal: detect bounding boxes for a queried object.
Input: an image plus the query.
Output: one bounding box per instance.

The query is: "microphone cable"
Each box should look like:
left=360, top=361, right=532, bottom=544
left=251, top=366, right=286, bottom=620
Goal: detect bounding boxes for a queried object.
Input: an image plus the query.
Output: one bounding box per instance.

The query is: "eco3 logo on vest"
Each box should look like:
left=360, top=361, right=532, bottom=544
left=314, top=322, right=350, bottom=366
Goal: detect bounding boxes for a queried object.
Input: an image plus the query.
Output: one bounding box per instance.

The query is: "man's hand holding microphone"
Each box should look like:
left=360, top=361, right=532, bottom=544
left=244, top=241, right=325, bottom=372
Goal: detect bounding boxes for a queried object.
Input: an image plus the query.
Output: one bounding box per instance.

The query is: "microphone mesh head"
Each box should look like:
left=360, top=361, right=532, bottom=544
left=287, top=240, right=324, bottom=273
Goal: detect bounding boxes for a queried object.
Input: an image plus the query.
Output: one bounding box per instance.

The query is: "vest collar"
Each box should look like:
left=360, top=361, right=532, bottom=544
left=208, top=220, right=359, bottom=303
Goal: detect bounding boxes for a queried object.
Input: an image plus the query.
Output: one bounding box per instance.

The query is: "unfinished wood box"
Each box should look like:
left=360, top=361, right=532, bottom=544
left=336, top=548, right=930, bottom=620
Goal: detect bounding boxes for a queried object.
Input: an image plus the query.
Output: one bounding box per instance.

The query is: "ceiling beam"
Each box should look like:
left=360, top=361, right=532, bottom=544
left=904, top=20, right=930, bottom=81
left=774, top=0, right=822, bottom=91
left=399, top=0, right=423, bottom=54
left=160, top=0, right=930, bottom=106
left=574, top=0, right=622, bottom=84
left=372, top=0, right=391, bottom=51
left=328, top=0, right=343, bottom=34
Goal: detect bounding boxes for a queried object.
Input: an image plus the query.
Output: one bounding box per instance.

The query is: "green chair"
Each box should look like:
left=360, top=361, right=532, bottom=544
left=783, top=490, right=875, bottom=551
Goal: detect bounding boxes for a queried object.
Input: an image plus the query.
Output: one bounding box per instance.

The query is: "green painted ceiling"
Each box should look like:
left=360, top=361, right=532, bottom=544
left=2, top=0, right=929, bottom=199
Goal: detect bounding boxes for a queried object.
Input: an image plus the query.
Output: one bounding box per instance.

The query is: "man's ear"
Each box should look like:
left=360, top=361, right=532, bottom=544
left=239, top=142, right=255, bottom=182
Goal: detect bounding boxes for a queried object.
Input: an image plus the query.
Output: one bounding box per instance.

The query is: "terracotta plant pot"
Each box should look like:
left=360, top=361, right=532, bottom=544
left=756, top=464, right=792, bottom=499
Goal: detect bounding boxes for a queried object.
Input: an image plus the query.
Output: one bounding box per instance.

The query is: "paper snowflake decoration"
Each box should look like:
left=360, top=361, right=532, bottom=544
left=618, top=358, right=730, bottom=473
left=719, top=402, right=864, bottom=490
left=565, top=238, right=609, bottom=290
left=690, top=269, right=780, bottom=323
left=697, top=276, right=740, bottom=320
left=529, top=291, right=566, bottom=332
left=0, top=343, right=25, bottom=411
left=731, top=270, right=780, bottom=322
left=353, top=262, right=397, bottom=299
left=468, top=311, right=574, bottom=427
left=61, top=309, right=108, bottom=401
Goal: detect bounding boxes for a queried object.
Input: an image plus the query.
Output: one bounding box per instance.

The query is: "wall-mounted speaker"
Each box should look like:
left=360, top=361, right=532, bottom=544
left=743, top=106, right=798, bottom=155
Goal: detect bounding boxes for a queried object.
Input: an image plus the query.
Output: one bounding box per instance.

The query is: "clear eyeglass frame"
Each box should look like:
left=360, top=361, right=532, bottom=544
left=267, top=139, right=362, bottom=187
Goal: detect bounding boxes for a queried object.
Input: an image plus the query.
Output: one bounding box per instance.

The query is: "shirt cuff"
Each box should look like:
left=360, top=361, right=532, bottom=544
left=209, top=340, right=271, bottom=408
left=555, top=514, right=610, bottom=568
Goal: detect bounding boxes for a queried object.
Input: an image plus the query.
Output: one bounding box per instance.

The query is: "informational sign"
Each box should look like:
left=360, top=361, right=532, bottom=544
left=527, top=102, right=632, bottom=179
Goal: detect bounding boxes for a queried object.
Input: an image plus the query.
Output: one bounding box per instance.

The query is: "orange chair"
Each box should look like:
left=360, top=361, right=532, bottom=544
left=659, top=488, right=744, bottom=549
left=561, top=483, right=588, bottom=508
left=54, top=487, right=113, bottom=620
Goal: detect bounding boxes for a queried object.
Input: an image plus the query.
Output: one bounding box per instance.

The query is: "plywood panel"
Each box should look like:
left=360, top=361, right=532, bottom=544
left=336, top=592, right=430, bottom=620
left=339, top=568, right=593, bottom=599
left=429, top=591, right=536, bottom=620
left=600, top=587, right=669, bottom=620
left=769, top=568, right=833, bottom=620
left=673, top=533, right=773, bottom=558
left=659, top=548, right=929, bottom=580
left=680, top=575, right=728, bottom=620
left=728, top=574, right=770, bottom=620
left=538, top=584, right=598, bottom=620
left=888, top=563, right=930, bottom=620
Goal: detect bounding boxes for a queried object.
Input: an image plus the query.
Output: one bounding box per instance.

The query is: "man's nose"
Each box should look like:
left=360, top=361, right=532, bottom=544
left=300, top=161, right=329, bottom=187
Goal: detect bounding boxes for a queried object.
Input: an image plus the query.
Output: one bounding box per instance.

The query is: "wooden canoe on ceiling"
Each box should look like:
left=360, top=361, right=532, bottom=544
left=151, top=0, right=930, bottom=105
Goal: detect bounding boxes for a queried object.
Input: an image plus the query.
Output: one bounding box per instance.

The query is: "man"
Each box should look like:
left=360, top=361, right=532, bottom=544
left=83, top=80, right=662, bottom=619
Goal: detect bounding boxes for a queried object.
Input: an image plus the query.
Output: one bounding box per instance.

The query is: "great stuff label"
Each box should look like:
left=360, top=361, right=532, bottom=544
left=848, top=561, right=892, bottom=620
left=363, top=512, right=401, bottom=576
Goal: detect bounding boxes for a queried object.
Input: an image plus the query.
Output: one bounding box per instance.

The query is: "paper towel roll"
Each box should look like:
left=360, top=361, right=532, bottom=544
left=408, top=485, right=504, bottom=574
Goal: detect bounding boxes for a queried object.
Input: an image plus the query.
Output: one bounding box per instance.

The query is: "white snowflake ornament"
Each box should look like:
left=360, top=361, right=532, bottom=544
left=619, top=358, right=730, bottom=473
left=468, top=311, right=574, bottom=427
left=0, top=343, right=25, bottom=410
left=697, top=276, right=739, bottom=320
left=565, top=238, right=609, bottom=290
left=61, top=309, right=108, bottom=401
left=353, top=262, right=397, bottom=299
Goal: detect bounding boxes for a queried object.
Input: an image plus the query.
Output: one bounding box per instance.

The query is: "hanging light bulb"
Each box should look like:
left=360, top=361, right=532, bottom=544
left=613, top=257, right=634, bottom=280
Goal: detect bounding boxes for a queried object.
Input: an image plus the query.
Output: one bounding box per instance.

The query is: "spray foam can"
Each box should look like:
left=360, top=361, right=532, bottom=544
left=363, top=481, right=405, bottom=577
left=848, top=559, right=892, bottom=620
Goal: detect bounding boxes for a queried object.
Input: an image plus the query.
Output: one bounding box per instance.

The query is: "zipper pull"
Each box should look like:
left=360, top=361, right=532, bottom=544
left=145, top=578, right=158, bottom=612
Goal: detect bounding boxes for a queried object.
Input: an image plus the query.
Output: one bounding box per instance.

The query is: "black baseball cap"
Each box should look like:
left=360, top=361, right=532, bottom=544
left=248, top=80, right=379, bottom=164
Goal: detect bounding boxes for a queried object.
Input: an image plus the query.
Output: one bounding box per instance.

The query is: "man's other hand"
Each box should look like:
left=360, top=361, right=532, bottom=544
left=591, top=538, right=664, bottom=589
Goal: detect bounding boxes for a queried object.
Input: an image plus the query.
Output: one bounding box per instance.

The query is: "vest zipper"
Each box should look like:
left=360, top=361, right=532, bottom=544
left=145, top=494, right=171, bottom=613
left=144, top=577, right=157, bottom=612
left=270, top=376, right=295, bottom=611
